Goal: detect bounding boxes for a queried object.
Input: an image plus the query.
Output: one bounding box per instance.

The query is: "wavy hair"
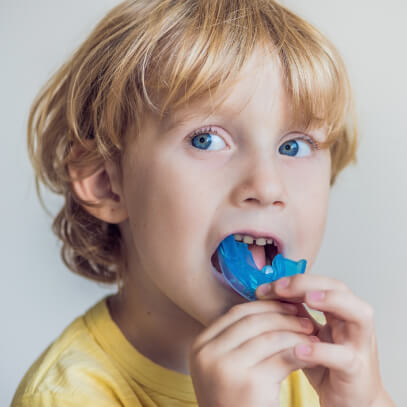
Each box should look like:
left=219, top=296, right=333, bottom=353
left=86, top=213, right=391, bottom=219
left=27, top=0, right=358, bottom=287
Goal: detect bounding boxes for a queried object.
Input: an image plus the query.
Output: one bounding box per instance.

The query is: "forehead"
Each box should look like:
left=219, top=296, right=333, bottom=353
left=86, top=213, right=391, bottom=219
left=160, top=47, right=288, bottom=132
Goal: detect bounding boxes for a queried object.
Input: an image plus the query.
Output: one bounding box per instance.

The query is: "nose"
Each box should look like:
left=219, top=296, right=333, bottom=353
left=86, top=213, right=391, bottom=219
left=230, top=151, right=286, bottom=208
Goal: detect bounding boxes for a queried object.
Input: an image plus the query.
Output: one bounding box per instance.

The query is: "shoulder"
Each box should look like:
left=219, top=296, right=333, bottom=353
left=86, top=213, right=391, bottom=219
left=11, top=315, right=127, bottom=407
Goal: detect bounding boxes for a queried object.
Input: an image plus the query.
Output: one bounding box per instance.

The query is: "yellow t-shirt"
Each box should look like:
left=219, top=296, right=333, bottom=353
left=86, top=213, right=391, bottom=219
left=11, top=296, right=320, bottom=406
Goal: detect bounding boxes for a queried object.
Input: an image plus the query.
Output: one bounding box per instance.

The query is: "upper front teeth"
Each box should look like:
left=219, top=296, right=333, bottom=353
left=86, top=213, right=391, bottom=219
left=234, top=234, right=274, bottom=246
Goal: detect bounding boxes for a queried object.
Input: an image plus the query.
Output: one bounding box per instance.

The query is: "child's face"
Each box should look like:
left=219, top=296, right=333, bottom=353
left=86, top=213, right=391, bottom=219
left=117, top=47, right=331, bottom=325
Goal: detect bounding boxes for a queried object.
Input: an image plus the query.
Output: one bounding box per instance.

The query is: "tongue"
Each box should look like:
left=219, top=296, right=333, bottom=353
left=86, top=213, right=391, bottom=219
left=247, top=244, right=266, bottom=270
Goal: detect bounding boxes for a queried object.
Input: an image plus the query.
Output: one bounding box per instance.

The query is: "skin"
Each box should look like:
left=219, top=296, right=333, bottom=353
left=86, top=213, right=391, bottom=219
left=254, top=276, right=395, bottom=406
left=110, top=46, right=330, bottom=370
left=70, top=46, right=394, bottom=406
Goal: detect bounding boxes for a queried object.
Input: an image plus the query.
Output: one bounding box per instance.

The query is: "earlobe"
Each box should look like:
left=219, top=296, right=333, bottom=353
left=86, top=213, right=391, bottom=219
left=68, top=161, right=128, bottom=224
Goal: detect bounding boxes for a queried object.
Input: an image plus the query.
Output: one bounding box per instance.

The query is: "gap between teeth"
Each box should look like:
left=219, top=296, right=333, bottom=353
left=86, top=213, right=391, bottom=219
left=234, top=234, right=273, bottom=246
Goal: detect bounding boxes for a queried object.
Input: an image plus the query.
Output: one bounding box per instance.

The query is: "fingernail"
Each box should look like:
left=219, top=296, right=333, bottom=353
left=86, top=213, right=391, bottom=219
left=310, top=336, right=320, bottom=343
left=276, top=277, right=290, bottom=289
left=296, top=344, right=312, bottom=356
left=307, top=290, right=325, bottom=302
left=257, top=283, right=272, bottom=297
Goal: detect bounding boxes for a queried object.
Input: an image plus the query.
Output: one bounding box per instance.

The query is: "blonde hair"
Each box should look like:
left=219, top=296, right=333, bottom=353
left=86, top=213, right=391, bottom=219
left=28, top=0, right=358, bottom=287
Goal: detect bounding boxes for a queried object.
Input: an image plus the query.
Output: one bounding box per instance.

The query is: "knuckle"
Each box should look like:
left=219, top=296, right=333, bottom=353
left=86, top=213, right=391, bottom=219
left=332, top=278, right=348, bottom=291
left=286, top=315, right=302, bottom=332
left=213, top=356, right=234, bottom=384
left=361, top=302, right=374, bottom=322
left=343, top=347, right=360, bottom=373
left=288, top=273, right=302, bottom=288
left=190, top=334, right=206, bottom=356
left=280, top=345, right=298, bottom=365
left=192, top=346, right=209, bottom=368
left=290, top=273, right=301, bottom=283
left=189, top=342, right=201, bottom=358
left=258, top=330, right=289, bottom=347
left=227, top=303, right=247, bottom=319
left=192, top=344, right=217, bottom=372
left=256, top=331, right=276, bottom=347
left=242, top=312, right=292, bottom=333
left=242, top=313, right=263, bottom=330
left=279, top=313, right=304, bottom=331
left=245, top=314, right=258, bottom=330
left=189, top=344, right=199, bottom=359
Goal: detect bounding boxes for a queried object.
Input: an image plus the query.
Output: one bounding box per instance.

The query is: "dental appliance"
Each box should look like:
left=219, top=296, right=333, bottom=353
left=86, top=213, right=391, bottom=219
left=217, top=235, right=306, bottom=301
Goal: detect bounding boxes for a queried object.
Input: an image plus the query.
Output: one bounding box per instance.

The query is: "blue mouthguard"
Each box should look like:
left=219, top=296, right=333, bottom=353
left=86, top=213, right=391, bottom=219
left=217, top=235, right=307, bottom=301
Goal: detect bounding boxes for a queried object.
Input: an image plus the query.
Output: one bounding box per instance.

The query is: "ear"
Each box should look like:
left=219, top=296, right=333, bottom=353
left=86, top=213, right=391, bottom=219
left=68, top=158, right=128, bottom=224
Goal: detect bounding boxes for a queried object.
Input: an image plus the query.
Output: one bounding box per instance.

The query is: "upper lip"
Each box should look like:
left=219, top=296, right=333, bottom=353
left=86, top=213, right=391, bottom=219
left=212, top=229, right=284, bottom=256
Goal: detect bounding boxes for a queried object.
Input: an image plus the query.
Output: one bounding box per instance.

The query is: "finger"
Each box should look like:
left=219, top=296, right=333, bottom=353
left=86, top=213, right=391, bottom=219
left=256, top=299, right=326, bottom=338
left=294, top=341, right=358, bottom=380
left=256, top=273, right=349, bottom=303
left=304, top=289, right=375, bottom=335
left=252, top=335, right=321, bottom=382
left=200, top=311, right=316, bottom=358
left=303, top=311, right=333, bottom=345
left=296, top=303, right=326, bottom=336
left=268, top=276, right=375, bottom=345
left=228, top=330, right=320, bottom=368
left=193, top=301, right=299, bottom=352
left=275, top=302, right=323, bottom=337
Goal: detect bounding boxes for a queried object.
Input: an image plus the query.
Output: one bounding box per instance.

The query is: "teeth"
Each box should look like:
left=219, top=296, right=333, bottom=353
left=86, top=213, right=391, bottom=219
left=234, top=234, right=274, bottom=247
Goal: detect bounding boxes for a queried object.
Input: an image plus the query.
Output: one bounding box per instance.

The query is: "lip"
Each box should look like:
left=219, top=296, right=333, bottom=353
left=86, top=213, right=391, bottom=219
left=211, top=229, right=284, bottom=258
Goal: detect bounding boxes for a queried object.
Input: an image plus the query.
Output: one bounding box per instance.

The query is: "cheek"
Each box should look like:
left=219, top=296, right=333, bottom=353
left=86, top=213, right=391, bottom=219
left=159, top=159, right=215, bottom=229
left=124, top=157, right=215, bottom=267
left=285, top=153, right=331, bottom=261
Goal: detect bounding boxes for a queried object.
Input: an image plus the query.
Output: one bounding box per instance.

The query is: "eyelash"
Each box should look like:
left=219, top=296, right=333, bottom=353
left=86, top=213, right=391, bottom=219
left=187, top=126, right=321, bottom=151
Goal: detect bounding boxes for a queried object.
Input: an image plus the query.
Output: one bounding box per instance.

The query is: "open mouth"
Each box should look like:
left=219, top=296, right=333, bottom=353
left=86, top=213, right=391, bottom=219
left=211, top=234, right=280, bottom=274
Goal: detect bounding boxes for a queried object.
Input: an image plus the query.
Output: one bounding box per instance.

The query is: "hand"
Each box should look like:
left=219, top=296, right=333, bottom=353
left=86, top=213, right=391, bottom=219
left=189, top=300, right=319, bottom=407
left=256, top=274, right=395, bottom=407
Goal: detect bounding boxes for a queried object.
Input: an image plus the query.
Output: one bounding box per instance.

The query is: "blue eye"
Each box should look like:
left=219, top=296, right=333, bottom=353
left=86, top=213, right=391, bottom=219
left=190, top=128, right=226, bottom=151
left=279, top=138, right=315, bottom=157
left=188, top=127, right=319, bottom=156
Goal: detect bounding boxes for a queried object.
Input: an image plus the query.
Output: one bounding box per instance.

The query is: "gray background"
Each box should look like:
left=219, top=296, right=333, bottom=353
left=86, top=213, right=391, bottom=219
left=1, top=0, right=406, bottom=405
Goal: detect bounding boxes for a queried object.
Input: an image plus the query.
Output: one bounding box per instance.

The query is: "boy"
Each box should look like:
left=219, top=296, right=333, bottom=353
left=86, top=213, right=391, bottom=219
left=12, top=0, right=395, bottom=405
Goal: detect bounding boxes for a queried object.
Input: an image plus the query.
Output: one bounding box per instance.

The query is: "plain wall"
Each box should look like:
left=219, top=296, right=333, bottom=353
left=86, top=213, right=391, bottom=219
left=1, top=0, right=406, bottom=405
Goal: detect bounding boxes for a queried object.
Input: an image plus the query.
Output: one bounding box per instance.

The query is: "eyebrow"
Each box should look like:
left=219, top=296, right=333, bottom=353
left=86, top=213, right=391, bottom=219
left=161, top=111, right=207, bottom=133
left=159, top=103, right=328, bottom=141
left=160, top=103, right=244, bottom=134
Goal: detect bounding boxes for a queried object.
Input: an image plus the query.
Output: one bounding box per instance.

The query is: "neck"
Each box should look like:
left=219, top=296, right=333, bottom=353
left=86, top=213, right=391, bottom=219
left=107, top=273, right=204, bottom=375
